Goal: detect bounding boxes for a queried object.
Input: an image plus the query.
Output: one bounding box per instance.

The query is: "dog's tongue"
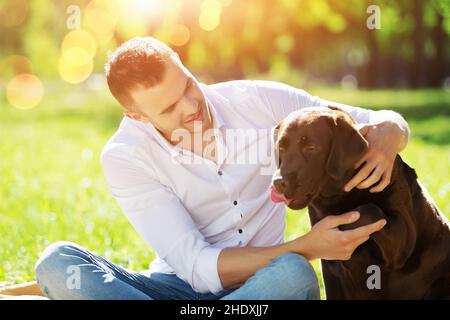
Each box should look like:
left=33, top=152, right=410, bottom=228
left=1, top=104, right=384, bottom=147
left=270, top=185, right=288, bottom=203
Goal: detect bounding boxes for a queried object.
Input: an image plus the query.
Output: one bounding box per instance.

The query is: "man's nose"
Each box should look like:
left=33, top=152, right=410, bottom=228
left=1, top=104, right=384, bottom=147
left=273, top=177, right=288, bottom=193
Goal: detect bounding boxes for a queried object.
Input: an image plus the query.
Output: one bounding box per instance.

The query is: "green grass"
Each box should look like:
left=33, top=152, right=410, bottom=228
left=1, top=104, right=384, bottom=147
left=0, top=84, right=449, bottom=299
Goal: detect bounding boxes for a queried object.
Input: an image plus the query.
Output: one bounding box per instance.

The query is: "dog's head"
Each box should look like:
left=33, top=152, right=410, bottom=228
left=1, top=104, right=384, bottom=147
left=270, top=106, right=368, bottom=210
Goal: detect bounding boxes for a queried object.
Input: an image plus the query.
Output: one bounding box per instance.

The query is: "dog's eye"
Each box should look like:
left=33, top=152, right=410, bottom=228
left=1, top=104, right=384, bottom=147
left=297, top=136, right=308, bottom=144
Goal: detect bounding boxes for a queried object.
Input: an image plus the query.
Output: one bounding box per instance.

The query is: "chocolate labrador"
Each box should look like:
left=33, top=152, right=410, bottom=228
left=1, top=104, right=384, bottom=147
left=270, top=106, right=450, bottom=299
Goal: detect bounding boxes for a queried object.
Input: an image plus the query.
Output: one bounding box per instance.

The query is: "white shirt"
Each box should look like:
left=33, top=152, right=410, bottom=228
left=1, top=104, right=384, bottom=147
left=100, top=80, right=376, bottom=295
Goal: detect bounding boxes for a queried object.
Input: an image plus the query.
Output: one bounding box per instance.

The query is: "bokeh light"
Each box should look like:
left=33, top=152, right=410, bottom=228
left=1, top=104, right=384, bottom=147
left=58, top=47, right=94, bottom=84
left=443, top=77, right=450, bottom=91
left=0, top=55, right=32, bottom=78
left=116, top=0, right=166, bottom=38
left=120, top=0, right=165, bottom=20
left=84, top=0, right=119, bottom=44
left=341, top=74, right=358, bottom=90
left=202, top=0, right=222, bottom=16
left=0, top=0, right=28, bottom=27
left=61, top=30, right=97, bottom=59
left=199, top=0, right=222, bottom=31
left=168, top=24, right=191, bottom=46
left=59, top=29, right=96, bottom=84
left=6, top=73, right=44, bottom=109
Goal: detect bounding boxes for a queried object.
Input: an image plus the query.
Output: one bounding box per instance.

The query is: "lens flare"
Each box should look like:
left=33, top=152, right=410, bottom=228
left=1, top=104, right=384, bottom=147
left=201, top=0, right=222, bottom=16
left=6, top=74, right=44, bottom=110
left=58, top=47, right=94, bottom=84
left=0, top=55, right=32, bottom=77
left=84, top=0, right=119, bottom=44
left=120, top=0, right=165, bottom=20
left=199, top=13, right=220, bottom=31
left=62, top=30, right=97, bottom=59
left=0, top=0, right=28, bottom=27
left=199, top=0, right=222, bottom=31
left=168, top=24, right=190, bottom=46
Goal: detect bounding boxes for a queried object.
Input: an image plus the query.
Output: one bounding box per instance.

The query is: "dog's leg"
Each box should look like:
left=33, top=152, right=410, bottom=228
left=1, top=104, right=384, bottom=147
left=339, top=203, right=416, bottom=271
left=338, top=204, right=386, bottom=231
left=322, top=262, right=347, bottom=300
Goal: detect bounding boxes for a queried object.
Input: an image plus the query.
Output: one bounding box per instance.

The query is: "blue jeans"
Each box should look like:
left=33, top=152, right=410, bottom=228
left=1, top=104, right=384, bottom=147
left=34, top=241, right=320, bottom=300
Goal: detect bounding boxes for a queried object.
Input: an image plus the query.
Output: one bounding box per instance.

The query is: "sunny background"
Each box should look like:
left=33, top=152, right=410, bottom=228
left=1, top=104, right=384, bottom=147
left=0, top=0, right=449, bottom=298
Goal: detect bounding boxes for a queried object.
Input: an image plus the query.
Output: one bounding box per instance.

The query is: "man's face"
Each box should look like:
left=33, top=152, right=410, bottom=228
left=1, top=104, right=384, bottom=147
left=126, top=55, right=213, bottom=143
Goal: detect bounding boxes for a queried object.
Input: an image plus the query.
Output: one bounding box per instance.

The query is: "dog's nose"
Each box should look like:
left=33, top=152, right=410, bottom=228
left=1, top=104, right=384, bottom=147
left=273, top=177, right=288, bottom=193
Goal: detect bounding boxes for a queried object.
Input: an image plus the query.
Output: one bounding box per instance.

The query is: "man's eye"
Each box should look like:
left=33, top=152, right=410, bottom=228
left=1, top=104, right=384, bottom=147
left=304, top=145, right=316, bottom=152
left=165, top=104, right=176, bottom=114
left=186, top=80, right=193, bottom=91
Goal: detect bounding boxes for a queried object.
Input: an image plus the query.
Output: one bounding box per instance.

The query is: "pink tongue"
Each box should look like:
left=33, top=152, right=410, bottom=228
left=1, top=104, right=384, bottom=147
left=270, top=185, right=287, bottom=203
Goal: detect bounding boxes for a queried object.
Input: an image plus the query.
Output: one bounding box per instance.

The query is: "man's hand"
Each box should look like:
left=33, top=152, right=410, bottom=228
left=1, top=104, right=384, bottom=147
left=301, top=211, right=387, bottom=261
left=344, top=120, right=408, bottom=193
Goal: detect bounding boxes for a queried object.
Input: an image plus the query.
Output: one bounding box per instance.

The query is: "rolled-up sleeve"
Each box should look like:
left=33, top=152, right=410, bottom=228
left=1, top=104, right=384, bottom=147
left=101, top=149, right=224, bottom=294
left=253, top=80, right=375, bottom=125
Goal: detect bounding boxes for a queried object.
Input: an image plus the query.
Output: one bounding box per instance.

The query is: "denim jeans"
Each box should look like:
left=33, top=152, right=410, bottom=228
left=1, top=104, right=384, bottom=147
left=34, top=241, right=320, bottom=300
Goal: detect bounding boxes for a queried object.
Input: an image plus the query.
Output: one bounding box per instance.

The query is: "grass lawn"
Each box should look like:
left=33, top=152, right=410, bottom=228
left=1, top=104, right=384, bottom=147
left=0, top=83, right=449, bottom=299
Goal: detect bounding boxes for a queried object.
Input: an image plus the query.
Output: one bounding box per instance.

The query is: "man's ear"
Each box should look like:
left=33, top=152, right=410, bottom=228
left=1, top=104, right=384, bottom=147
left=326, top=114, right=369, bottom=180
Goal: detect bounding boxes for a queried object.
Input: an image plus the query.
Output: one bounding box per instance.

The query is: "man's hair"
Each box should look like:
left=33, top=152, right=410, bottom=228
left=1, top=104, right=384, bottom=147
left=104, top=37, right=178, bottom=109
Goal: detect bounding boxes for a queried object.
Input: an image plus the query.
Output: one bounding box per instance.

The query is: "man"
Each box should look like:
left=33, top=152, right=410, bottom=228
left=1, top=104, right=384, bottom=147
left=34, top=37, right=409, bottom=300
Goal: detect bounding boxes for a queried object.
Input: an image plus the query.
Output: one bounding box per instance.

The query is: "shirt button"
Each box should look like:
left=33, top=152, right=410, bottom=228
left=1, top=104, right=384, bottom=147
left=238, top=241, right=243, bottom=246
left=218, top=170, right=223, bottom=176
left=238, top=229, right=243, bottom=234
left=233, top=200, right=238, bottom=206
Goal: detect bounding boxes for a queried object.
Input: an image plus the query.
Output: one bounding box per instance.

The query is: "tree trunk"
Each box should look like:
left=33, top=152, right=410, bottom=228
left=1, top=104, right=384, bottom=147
left=430, top=12, right=446, bottom=87
left=411, top=0, right=425, bottom=88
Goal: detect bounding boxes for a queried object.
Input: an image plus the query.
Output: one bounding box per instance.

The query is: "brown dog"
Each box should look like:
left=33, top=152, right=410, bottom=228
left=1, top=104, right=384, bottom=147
left=270, top=106, right=450, bottom=299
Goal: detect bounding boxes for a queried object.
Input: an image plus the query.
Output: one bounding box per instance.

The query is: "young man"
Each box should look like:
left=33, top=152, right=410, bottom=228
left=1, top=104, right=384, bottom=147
left=34, top=37, right=409, bottom=300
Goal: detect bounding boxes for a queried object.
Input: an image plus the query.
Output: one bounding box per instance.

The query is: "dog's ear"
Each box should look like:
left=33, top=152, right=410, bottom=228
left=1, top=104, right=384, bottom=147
left=272, top=121, right=282, bottom=168
left=326, top=113, right=369, bottom=180
left=327, top=105, right=358, bottom=125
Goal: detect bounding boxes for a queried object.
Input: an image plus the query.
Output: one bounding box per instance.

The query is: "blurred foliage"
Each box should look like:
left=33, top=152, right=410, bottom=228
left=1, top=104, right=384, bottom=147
left=0, top=0, right=449, bottom=92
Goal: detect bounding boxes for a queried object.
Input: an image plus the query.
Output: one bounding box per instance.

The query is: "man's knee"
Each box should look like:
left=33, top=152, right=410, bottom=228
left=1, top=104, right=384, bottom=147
left=34, top=241, right=85, bottom=297
left=273, top=253, right=315, bottom=274
left=270, top=253, right=320, bottom=297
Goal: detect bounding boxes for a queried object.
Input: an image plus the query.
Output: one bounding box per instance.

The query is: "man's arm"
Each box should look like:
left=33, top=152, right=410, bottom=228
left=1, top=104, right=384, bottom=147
left=218, top=211, right=386, bottom=290
left=101, top=149, right=224, bottom=294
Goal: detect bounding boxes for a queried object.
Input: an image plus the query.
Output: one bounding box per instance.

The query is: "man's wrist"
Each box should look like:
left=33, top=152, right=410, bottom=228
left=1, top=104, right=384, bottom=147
left=373, top=110, right=409, bottom=152
left=284, top=234, right=315, bottom=261
left=383, top=120, right=409, bottom=152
